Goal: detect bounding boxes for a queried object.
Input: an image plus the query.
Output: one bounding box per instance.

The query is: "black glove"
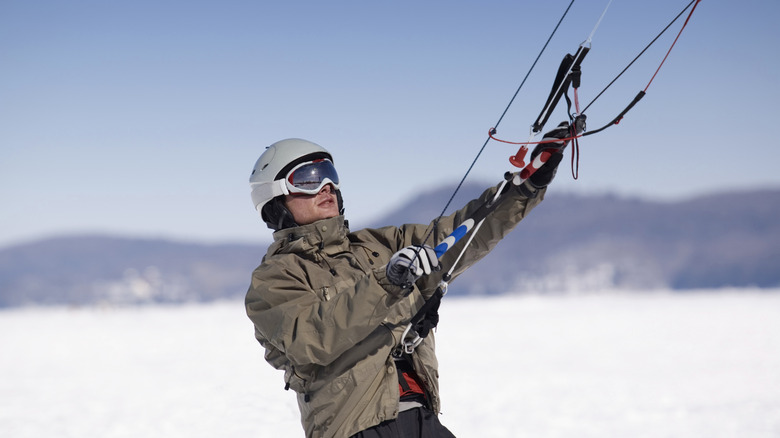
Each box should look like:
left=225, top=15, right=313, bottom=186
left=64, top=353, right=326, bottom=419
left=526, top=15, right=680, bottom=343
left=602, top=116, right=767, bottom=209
left=386, top=245, right=439, bottom=289
left=528, top=121, right=570, bottom=188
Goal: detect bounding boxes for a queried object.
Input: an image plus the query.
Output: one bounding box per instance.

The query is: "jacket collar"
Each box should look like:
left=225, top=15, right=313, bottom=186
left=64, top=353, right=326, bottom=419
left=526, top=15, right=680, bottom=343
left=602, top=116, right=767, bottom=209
left=268, top=215, right=350, bottom=257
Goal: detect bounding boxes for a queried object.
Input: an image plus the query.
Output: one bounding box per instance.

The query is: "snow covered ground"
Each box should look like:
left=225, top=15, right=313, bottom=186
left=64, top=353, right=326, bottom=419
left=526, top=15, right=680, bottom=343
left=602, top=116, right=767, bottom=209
left=2, top=290, right=779, bottom=438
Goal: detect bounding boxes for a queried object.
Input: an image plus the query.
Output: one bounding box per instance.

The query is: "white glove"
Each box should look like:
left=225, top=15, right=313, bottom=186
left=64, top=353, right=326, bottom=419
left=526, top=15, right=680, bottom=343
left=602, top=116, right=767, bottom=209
left=386, top=245, right=439, bottom=288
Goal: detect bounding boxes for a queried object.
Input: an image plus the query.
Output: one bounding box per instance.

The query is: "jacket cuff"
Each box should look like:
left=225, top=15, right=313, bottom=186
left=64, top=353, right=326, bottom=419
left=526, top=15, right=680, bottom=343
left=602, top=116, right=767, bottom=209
left=516, top=180, right=541, bottom=198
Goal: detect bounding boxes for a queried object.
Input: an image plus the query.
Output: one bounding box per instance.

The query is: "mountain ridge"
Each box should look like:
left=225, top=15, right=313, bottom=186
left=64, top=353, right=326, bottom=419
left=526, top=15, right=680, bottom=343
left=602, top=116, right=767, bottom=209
left=2, top=186, right=778, bottom=307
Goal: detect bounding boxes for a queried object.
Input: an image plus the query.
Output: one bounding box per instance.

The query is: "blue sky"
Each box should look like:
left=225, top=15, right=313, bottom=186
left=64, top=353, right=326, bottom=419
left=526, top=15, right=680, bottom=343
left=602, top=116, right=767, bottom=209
left=1, top=0, right=778, bottom=248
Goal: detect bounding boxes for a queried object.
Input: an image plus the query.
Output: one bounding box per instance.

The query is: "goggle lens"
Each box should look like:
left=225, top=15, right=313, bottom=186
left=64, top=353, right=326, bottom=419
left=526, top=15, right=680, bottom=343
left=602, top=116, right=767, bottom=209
left=287, top=159, right=340, bottom=194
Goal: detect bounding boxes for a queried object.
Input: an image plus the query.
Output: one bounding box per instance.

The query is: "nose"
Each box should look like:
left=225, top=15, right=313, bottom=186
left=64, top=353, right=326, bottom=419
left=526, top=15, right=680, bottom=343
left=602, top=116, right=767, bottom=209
left=320, top=183, right=334, bottom=194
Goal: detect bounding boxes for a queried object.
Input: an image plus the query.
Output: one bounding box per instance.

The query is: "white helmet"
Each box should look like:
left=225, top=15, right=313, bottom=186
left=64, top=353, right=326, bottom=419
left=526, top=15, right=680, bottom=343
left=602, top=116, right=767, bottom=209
left=249, top=138, right=341, bottom=229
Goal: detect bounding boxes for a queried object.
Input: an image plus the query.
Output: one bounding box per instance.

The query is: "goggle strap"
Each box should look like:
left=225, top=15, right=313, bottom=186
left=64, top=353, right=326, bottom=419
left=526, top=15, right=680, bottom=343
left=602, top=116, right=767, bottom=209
left=278, top=178, right=290, bottom=196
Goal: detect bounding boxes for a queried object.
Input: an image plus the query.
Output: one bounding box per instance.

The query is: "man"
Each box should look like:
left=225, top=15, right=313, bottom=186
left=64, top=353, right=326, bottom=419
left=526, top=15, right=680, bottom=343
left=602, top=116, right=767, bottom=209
left=245, top=127, right=569, bottom=437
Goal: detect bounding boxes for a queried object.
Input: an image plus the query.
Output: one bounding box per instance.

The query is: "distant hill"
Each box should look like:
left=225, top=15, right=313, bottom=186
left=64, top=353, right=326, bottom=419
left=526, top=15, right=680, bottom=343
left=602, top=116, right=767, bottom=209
left=0, top=236, right=266, bottom=307
left=1, top=186, right=779, bottom=307
left=374, top=184, right=780, bottom=294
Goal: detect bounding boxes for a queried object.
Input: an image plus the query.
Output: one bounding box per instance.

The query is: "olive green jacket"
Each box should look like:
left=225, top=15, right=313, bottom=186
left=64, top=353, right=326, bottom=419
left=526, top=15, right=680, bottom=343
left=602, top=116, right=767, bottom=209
left=245, top=182, right=545, bottom=438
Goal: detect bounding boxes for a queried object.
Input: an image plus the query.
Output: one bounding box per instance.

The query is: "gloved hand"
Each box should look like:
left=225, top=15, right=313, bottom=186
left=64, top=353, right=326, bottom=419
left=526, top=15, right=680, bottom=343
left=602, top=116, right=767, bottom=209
left=528, top=121, right=571, bottom=188
left=385, top=245, right=439, bottom=289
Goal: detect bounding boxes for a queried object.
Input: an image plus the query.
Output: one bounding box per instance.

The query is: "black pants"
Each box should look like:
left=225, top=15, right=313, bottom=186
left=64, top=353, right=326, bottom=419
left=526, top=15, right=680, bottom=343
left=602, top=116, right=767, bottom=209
left=350, top=407, right=456, bottom=438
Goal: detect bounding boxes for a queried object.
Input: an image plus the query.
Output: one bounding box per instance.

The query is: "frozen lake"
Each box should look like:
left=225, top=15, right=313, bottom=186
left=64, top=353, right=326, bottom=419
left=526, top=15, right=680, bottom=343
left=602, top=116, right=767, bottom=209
left=2, top=290, right=779, bottom=437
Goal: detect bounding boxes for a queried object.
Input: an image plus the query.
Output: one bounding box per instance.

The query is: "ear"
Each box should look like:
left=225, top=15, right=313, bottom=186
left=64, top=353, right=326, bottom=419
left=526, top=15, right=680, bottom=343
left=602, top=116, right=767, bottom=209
left=262, top=197, right=299, bottom=231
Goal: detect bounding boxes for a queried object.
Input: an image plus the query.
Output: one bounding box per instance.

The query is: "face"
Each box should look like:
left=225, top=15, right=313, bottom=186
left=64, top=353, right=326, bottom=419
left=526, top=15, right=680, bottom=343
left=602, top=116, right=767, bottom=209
left=284, top=183, right=340, bottom=226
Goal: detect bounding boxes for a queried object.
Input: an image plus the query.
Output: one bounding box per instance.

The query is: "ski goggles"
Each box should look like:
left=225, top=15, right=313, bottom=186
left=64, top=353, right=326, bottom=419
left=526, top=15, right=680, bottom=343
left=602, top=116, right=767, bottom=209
left=283, top=159, right=340, bottom=195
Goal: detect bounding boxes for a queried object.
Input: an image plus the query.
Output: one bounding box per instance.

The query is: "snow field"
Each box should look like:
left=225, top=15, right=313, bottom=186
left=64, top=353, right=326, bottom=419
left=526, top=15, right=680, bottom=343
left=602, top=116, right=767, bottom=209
left=1, top=291, right=779, bottom=437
